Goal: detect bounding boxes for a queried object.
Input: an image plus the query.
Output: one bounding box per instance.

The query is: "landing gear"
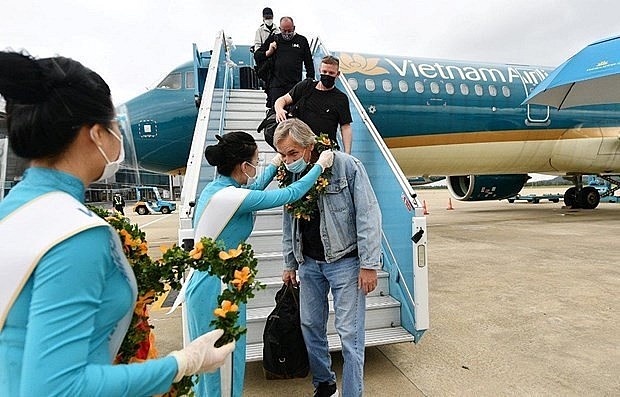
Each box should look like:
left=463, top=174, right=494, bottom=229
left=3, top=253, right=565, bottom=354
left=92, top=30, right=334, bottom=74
left=563, top=176, right=601, bottom=209
left=579, top=186, right=600, bottom=209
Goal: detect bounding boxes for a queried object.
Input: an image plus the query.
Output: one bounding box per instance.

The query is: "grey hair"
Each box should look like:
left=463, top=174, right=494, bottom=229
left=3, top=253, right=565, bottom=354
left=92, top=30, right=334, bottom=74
left=273, top=118, right=316, bottom=147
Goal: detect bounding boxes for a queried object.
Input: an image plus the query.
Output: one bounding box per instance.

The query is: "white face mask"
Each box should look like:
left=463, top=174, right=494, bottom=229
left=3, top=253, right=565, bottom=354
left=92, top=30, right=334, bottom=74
left=92, top=127, right=124, bottom=182
left=243, top=161, right=258, bottom=186
left=264, top=18, right=273, bottom=27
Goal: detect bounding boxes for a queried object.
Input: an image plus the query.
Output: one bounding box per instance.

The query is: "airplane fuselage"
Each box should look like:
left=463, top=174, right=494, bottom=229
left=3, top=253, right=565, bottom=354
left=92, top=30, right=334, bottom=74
left=119, top=45, right=620, bottom=179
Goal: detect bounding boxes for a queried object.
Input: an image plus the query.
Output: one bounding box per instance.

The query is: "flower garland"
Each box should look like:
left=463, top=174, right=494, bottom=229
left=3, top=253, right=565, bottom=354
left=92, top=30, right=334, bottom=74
left=89, top=206, right=263, bottom=396
left=275, top=134, right=337, bottom=221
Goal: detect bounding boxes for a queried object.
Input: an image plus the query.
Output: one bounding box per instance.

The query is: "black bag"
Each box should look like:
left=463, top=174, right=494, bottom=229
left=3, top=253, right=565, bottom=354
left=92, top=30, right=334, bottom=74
left=257, top=108, right=278, bottom=150
left=262, top=284, right=309, bottom=379
left=255, top=34, right=277, bottom=82
left=256, top=57, right=274, bottom=82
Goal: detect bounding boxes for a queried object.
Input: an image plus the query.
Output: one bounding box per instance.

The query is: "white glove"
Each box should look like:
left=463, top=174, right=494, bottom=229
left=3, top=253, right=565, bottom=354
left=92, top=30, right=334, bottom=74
left=316, top=150, right=334, bottom=171
left=169, top=329, right=235, bottom=382
left=270, top=153, right=283, bottom=167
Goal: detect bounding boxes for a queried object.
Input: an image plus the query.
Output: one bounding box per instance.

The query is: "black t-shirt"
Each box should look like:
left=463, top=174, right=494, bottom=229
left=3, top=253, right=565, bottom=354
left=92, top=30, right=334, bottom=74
left=254, top=33, right=315, bottom=88
left=289, top=79, right=352, bottom=144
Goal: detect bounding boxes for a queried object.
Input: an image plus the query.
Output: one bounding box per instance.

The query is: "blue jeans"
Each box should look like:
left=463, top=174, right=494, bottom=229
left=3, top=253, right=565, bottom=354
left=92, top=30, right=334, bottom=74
left=299, top=255, right=366, bottom=397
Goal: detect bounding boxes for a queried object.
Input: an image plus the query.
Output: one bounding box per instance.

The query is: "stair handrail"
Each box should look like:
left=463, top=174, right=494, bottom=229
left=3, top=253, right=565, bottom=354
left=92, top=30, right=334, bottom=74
left=310, top=37, right=428, bottom=338
left=179, top=30, right=227, bottom=232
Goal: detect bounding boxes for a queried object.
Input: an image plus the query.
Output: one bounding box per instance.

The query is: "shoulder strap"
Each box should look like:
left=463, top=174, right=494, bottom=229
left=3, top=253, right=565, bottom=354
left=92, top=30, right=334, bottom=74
left=0, top=192, right=108, bottom=330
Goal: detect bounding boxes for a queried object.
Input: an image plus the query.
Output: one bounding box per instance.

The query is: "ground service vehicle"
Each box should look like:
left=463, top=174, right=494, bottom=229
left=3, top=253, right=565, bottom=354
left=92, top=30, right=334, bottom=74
left=133, top=186, right=176, bottom=215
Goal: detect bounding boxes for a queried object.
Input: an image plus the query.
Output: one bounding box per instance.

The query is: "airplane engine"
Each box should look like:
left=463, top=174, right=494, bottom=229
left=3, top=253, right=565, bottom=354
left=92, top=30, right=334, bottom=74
left=446, top=174, right=529, bottom=201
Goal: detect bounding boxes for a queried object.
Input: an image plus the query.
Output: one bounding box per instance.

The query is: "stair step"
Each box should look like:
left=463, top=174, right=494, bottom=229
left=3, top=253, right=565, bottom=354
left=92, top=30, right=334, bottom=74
left=246, top=326, right=414, bottom=362
left=245, top=295, right=402, bottom=344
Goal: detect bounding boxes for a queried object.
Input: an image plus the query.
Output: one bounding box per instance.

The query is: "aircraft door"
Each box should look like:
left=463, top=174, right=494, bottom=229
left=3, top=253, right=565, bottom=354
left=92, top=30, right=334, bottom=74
left=511, top=67, right=551, bottom=126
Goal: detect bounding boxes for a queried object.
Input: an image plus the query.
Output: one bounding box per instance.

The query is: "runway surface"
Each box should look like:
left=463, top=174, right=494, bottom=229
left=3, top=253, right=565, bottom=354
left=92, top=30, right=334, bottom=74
left=125, top=186, right=620, bottom=396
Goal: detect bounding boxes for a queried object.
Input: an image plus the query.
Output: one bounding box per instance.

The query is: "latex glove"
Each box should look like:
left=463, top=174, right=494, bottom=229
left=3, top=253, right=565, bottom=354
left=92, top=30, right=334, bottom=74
left=270, top=153, right=283, bottom=167
left=316, top=150, right=334, bottom=171
left=169, top=329, right=235, bottom=382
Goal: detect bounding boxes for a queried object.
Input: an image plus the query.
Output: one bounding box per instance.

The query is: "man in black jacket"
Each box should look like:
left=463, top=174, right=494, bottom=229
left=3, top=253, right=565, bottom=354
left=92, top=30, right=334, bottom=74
left=254, top=16, right=315, bottom=108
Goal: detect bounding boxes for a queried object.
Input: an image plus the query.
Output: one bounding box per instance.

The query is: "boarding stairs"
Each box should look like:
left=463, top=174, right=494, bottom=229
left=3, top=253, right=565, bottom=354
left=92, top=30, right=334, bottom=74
left=178, top=31, right=429, bottom=365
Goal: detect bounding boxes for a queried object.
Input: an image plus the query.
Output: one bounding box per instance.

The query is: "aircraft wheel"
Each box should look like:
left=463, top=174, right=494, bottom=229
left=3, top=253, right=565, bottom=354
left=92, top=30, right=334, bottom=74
left=137, top=206, right=148, bottom=215
left=564, top=187, right=578, bottom=208
left=579, top=186, right=600, bottom=209
left=161, top=206, right=171, bottom=214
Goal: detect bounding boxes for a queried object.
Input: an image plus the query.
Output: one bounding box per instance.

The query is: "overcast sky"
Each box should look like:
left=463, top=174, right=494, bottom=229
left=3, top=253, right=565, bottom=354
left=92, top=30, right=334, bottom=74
left=1, top=0, right=619, bottom=104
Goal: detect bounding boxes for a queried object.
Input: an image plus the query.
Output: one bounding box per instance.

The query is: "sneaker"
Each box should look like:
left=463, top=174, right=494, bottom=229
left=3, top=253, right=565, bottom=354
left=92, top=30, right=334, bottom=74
left=313, top=381, right=338, bottom=397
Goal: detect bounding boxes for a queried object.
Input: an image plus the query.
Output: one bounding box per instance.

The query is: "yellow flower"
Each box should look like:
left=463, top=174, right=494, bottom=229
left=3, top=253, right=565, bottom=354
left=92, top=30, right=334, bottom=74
left=138, top=242, right=148, bottom=256
left=319, top=136, right=331, bottom=146
left=231, top=266, right=251, bottom=291
left=119, top=229, right=140, bottom=249
left=189, top=241, right=204, bottom=259
left=159, top=245, right=169, bottom=253
left=339, top=53, right=389, bottom=75
left=219, top=244, right=243, bottom=260
left=214, top=300, right=239, bottom=318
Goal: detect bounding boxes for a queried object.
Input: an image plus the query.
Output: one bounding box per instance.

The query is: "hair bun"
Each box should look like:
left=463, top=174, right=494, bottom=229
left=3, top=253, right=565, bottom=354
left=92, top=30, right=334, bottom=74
left=204, top=143, right=225, bottom=166
left=0, top=52, right=50, bottom=104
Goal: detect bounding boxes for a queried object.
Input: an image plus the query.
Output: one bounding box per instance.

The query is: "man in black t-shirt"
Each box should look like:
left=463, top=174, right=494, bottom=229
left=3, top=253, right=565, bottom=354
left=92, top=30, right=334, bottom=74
left=254, top=16, right=315, bottom=108
left=274, top=55, right=353, bottom=153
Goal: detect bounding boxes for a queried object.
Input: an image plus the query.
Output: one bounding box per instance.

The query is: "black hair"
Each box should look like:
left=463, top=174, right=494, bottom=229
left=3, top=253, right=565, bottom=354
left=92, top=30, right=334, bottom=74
left=204, top=131, right=257, bottom=176
left=0, top=51, right=115, bottom=159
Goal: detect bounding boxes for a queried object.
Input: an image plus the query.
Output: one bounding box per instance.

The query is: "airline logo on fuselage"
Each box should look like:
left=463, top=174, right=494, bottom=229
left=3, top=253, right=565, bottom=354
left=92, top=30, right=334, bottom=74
left=338, top=52, right=550, bottom=85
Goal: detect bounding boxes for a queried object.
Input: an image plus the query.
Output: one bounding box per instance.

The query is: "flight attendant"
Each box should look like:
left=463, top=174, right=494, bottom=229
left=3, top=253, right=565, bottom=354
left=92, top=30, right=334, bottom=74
left=0, top=51, right=234, bottom=396
left=184, top=124, right=333, bottom=396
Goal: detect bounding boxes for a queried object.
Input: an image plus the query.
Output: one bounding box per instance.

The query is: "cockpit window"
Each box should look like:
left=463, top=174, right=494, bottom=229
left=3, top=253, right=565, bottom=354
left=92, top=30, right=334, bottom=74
left=157, top=73, right=182, bottom=89
left=185, top=71, right=195, bottom=89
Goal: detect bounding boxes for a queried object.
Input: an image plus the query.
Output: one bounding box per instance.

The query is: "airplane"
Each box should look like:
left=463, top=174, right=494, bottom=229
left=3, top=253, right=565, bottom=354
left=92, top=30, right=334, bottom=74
left=118, top=43, right=620, bottom=209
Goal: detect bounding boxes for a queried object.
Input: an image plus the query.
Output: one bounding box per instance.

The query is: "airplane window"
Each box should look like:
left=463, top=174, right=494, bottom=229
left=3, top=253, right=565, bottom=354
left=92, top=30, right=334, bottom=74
left=414, top=81, right=424, bottom=94
left=502, top=86, right=511, bottom=97
left=398, top=80, right=408, bottom=92
left=348, top=78, right=358, bottom=90
left=365, top=79, right=376, bottom=91
left=488, top=85, right=497, bottom=97
left=460, top=83, right=469, bottom=95
left=157, top=73, right=182, bottom=90
left=430, top=82, right=440, bottom=94
left=445, top=82, right=455, bottom=95
left=474, top=84, right=483, bottom=96
left=186, top=71, right=195, bottom=89
left=382, top=79, right=393, bottom=92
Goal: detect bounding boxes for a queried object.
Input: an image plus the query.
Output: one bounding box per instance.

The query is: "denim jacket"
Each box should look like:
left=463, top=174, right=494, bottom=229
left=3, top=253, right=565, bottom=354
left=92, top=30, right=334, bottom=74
left=282, top=152, right=382, bottom=270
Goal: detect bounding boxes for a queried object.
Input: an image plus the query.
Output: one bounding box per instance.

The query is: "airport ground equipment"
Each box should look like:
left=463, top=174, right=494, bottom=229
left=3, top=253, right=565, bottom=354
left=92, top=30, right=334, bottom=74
left=507, top=193, right=562, bottom=203
left=133, top=186, right=176, bottom=215
left=177, top=32, right=429, bottom=374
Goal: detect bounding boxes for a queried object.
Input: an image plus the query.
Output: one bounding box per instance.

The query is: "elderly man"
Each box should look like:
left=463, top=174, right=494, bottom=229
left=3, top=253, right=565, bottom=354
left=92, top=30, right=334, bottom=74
left=273, top=118, right=381, bottom=397
left=254, top=16, right=315, bottom=108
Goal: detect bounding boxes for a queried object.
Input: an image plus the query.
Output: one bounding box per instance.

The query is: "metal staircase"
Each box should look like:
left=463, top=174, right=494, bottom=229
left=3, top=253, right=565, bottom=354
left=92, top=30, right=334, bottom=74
left=218, top=88, right=415, bottom=360
left=178, top=31, right=429, bottom=367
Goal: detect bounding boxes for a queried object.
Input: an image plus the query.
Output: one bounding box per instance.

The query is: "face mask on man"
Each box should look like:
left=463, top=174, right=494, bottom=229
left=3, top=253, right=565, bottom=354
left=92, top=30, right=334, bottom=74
left=264, top=18, right=273, bottom=27
left=285, top=150, right=308, bottom=174
left=320, top=74, right=336, bottom=89
left=281, top=31, right=295, bottom=41
left=92, top=128, right=124, bottom=182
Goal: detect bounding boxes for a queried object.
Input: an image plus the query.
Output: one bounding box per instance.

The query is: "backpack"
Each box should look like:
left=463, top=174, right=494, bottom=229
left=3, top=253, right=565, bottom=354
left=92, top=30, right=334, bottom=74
left=262, top=283, right=309, bottom=379
left=256, top=108, right=278, bottom=150
left=256, top=82, right=316, bottom=150
left=255, top=34, right=278, bottom=82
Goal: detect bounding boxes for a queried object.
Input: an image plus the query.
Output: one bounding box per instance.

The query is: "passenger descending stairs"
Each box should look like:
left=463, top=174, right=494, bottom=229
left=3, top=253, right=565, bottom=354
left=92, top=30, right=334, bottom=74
left=222, top=89, right=414, bottom=362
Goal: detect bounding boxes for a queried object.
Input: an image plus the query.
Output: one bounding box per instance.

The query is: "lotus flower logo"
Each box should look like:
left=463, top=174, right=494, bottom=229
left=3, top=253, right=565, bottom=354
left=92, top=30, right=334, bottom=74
left=596, top=60, right=609, bottom=67
left=339, top=53, right=389, bottom=75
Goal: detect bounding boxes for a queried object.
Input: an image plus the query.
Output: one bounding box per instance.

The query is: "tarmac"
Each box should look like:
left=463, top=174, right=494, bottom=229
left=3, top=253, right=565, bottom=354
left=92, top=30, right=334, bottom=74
left=125, top=186, right=620, bottom=396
